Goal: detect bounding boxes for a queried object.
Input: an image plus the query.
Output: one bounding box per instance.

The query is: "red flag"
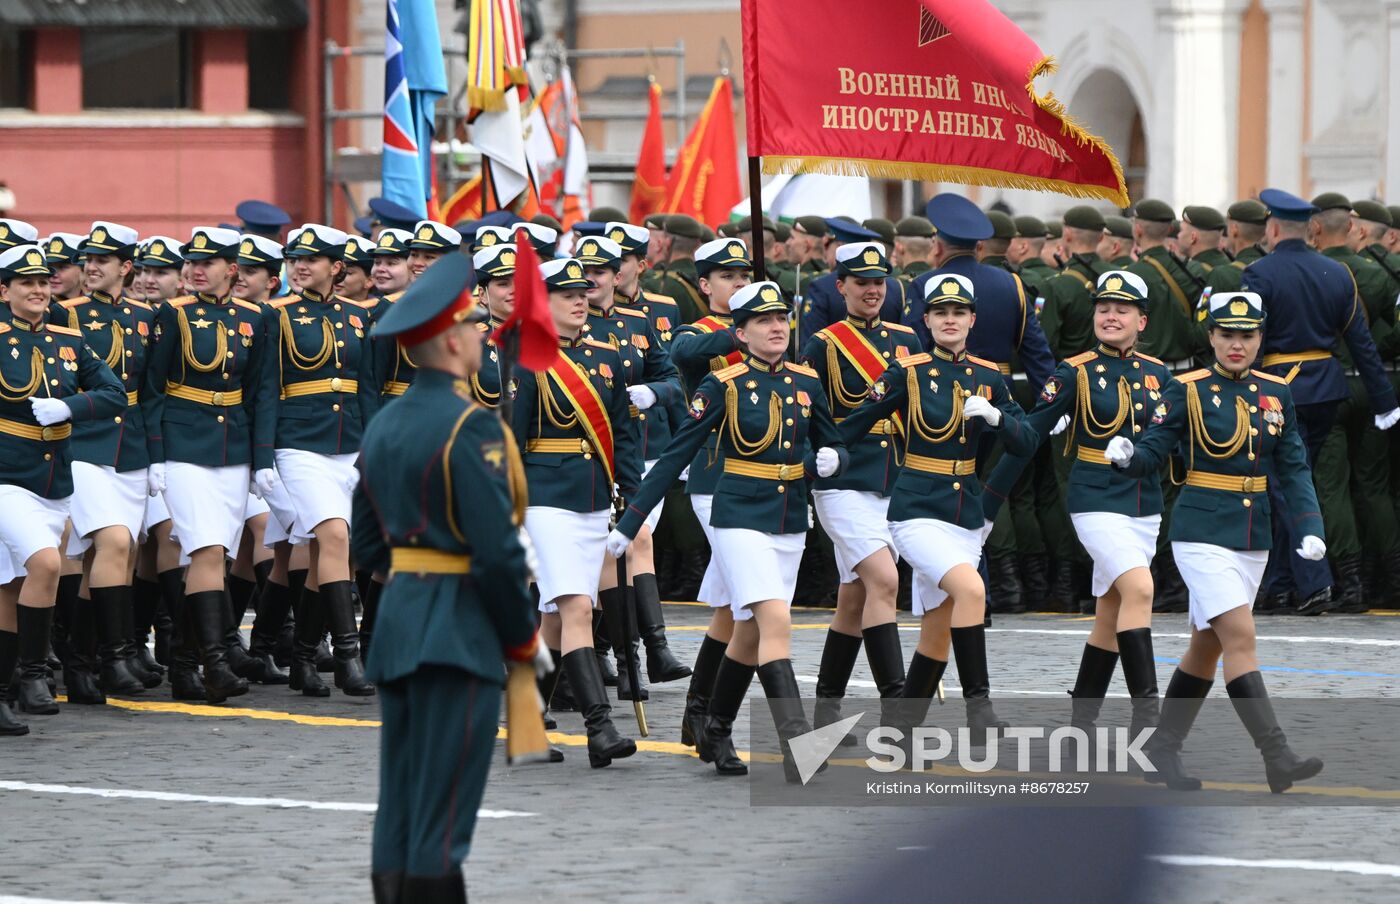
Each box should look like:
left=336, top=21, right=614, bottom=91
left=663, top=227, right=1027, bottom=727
left=440, top=175, right=483, bottom=225
left=662, top=77, right=741, bottom=226
left=491, top=231, right=555, bottom=371
left=630, top=80, right=667, bottom=224
left=740, top=0, right=1127, bottom=206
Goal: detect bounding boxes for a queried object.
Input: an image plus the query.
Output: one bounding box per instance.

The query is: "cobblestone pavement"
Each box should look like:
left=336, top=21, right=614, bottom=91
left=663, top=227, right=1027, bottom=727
left=2, top=604, right=1398, bottom=903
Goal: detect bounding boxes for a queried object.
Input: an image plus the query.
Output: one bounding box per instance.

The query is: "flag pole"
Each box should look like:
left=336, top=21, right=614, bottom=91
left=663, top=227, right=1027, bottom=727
left=747, top=156, right=766, bottom=283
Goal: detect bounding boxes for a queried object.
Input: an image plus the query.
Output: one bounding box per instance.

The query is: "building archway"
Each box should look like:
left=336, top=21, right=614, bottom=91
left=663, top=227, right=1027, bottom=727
left=1066, top=68, right=1148, bottom=205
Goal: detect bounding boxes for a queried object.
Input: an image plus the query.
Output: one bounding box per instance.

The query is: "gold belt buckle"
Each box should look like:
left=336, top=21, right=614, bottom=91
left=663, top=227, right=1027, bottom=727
left=1241, top=476, right=1256, bottom=493
left=41, top=426, right=57, bottom=442
left=580, top=438, right=591, bottom=453
left=779, top=464, right=799, bottom=481
left=211, top=391, right=224, bottom=406
left=329, top=377, right=343, bottom=392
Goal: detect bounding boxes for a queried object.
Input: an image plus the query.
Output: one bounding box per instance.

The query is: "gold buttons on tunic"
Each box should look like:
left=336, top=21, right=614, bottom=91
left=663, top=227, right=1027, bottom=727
left=1249, top=384, right=1258, bottom=392
left=334, top=304, right=342, bottom=311
left=125, top=327, right=133, bottom=335
left=785, top=418, right=794, bottom=426
left=43, top=453, right=51, bottom=461
left=783, top=376, right=792, bottom=384
left=783, top=441, right=792, bottom=449
left=1242, top=499, right=1252, bottom=507
left=785, top=397, right=794, bottom=404
left=46, top=357, right=54, bottom=364
left=1132, top=382, right=1141, bottom=390
left=1250, top=428, right=1259, bottom=437
left=880, top=440, right=889, bottom=448
left=50, top=379, right=58, bottom=386
left=1134, top=403, right=1143, bottom=410
left=217, top=415, right=225, bottom=423
left=1249, top=405, right=1258, bottom=413
left=584, top=349, right=592, bottom=357
left=776, top=485, right=786, bottom=493
left=952, top=482, right=961, bottom=490
left=225, top=351, right=234, bottom=359
left=965, top=368, right=973, bottom=375
left=227, top=329, right=236, bottom=337
left=1132, top=361, right=1140, bottom=369
left=336, top=341, right=345, bottom=348
left=332, top=404, right=341, bottom=412
left=114, top=416, right=122, bottom=424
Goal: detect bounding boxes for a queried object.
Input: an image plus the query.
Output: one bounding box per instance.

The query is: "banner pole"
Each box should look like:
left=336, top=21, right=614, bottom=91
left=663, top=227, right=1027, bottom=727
left=747, top=156, right=766, bottom=282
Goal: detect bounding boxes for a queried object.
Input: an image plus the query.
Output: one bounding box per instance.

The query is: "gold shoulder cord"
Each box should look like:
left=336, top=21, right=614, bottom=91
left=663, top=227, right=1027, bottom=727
left=825, top=341, right=870, bottom=410
left=1064, top=367, right=1130, bottom=455
left=1184, top=382, right=1252, bottom=470
left=397, top=344, right=416, bottom=378
left=905, top=365, right=965, bottom=447
left=0, top=348, right=44, bottom=401
left=539, top=371, right=580, bottom=431
left=470, top=369, right=501, bottom=405
left=278, top=307, right=336, bottom=373
left=104, top=320, right=127, bottom=377
left=176, top=306, right=228, bottom=374
left=723, top=381, right=780, bottom=457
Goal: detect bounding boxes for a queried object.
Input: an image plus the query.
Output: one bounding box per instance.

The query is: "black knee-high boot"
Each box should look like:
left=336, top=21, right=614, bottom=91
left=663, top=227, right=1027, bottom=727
left=1226, top=670, right=1323, bottom=793
left=681, top=634, right=727, bottom=748
left=155, top=567, right=184, bottom=670
left=950, top=625, right=1006, bottom=745
left=700, top=654, right=754, bottom=775
left=0, top=630, right=28, bottom=734
left=1145, top=668, right=1213, bottom=791
left=277, top=568, right=308, bottom=669
left=225, top=575, right=259, bottom=679
left=162, top=571, right=204, bottom=701
left=16, top=605, right=59, bottom=715
left=562, top=648, right=636, bottom=768
left=186, top=589, right=249, bottom=704
left=1068, top=643, right=1119, bottom=734
left=894, top=652, right=948, bottom=768
left=322, top=579, right=374, bottom=696
left=246, top=579, right=292, bottom=685
left=359, top=579, right=383, bottom=663
left=64, top=591, right=105, bottom=705
left=633, top=573, right=690, bottom=682
left=115, top=583, right=161, bottom=689
left=289, top=587, right=329, bottom=696
left=92, top=586, right=145, bottom=695
left=600, top=587, right=647, bottom=702
left=812, top=629, right=862, bottom=737
left=130, top=575, right=165, bottom=677
left=1117, top=628, right=1160, bottom=738
left=593, top=608, right=618, bottom=687
left=757, top=659, right=816, bottom=784
left=864, top=622, right=906, bottom=730
left=53, top=573, right=81, bottom=667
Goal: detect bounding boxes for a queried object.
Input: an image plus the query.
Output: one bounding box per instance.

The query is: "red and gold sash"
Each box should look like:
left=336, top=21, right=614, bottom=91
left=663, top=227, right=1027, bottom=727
left=823, top=321, right=905, bottom=435
left=547, top=350, right=616, bottom=484
left=691, top=316, right=744, bottom=368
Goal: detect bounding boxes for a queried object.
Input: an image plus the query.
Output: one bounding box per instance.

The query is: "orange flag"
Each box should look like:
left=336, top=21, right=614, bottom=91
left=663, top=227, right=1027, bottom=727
left=439, top=175, right=483, bottom=225
left=630, top=80, right=667, bottom=224
left=662, top=77, right=740, bottom=227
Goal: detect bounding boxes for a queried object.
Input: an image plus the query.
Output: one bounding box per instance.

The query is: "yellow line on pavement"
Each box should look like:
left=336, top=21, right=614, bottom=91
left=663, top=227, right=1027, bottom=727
left=93, top=696, right=383, bottom=727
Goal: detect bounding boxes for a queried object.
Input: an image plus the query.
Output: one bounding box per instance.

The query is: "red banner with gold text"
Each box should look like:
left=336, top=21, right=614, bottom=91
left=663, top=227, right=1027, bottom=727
left=740, top=0, right=1128, bottom=207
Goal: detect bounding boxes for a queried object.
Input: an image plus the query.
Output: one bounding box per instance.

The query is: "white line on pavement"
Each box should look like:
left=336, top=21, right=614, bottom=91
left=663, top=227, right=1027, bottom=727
left=1149, top=854, right=1400, bottom=878
left=0, top=781, right=532, bottom=818
left=0, top=897, right=141, bottom=904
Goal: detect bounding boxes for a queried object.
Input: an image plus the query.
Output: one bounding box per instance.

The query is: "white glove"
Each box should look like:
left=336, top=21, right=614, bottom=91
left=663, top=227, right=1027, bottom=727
left=606, top=529, right=631, bottom=559
left=1104, top=436, right=1135, bottom=466
left=517, top=527, right=539, bottom=578
left=147, top=463, right=165, bottom=497
left=962, top=395, right=1002, bottom=426
left=679, top=465, right=691, bottom=482
left=30, top=397, right=72, bottom=426
left=627, top=384, right=658, bottom=411
left=1297, top=535, right=1327, bottom=561
left=1375, top=408, right=1400, bottom=431
left=815, top=447, right=840, bottom=478
left=1050, top=414, right=1071, bottom=436
left=531, top=637, right=554, bottom=681
left=253, top=468, right=278, bottom=499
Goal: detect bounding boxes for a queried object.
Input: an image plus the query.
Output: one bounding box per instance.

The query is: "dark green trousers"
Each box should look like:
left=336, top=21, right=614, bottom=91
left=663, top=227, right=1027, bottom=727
left=373, top=665, right=501, bottom=879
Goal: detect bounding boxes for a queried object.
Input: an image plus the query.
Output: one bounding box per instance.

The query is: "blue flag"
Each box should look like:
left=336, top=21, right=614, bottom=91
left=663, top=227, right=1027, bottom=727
left=382, top=0, right=448, bottom=218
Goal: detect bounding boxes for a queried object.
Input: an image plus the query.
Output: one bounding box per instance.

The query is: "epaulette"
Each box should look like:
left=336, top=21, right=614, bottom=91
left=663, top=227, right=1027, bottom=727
left=714, top=362, right=749, bottom=383
left=47, top=324, right=82, bottom=337
left=358, top=297, right=380, bottom=310
left=613, top=305, right=645, bottom=318
left=785, top=361, right=818, bottom=378
left=582, top=337, right=615, bottom=351
left=168, top=295, right=198, bottom=309
left=474, top=321, right=491, bottom=333
left=1177, top=368, right=1212, bottom=383
left=1065, top=351, right=1097, bottom=368
left=897, top=352, right=932, bottom=367
left=337, top=296, right=372, bottom=309
left=124, top=298, right=152, bottom=310
left=268, top=296, right=299, bottom=310
left=1251, top=369, right=1288, bottom=385
left=59, top=297, right=86, bottom=310
left=383, top=290, right=404, bottom=303
left=1135, top=351, right=1164, bottom=366
left=966, top=354, right=1001, bottom=371
left=885, top=321, right=916, bottom=334
left=0, top=323, right=10, bottom=334
left=642, top=291, right=676, bottom=306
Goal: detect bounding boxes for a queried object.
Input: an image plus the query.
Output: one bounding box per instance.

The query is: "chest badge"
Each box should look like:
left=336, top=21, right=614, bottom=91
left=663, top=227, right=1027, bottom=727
left=1094, top=364, right=1106, bottom=373
left=1097, top=376, right=1107, bottom=390
left=749, top=391, right=760, bottom=405
left=10, top=347, right=18, bottom=359
left=295, top=315, right=315, bottom=325
left=191, top=318, right=212, bottom=329
left=929, top=379, right=939, bottom=393
left=745, top=379, right=758, bottom=390
left=1212, top=395, right=1221, bottom=408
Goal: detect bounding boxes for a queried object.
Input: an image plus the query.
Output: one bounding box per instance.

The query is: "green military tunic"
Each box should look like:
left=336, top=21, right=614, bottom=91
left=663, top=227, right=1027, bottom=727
left=1014, top=258, right=1056, bottom=300
left=1185, top=249, right=1234, bottom=282
left=54, top=291, right=158, bottom=471
left=144, top=293, right=265, bottom=467
left=0, top=318, right=125, bottom=498
left=468, top=318, right=505, bottom=410
left=582, top=299, right=682, bottom=462
left=1130, top=246, right=1203, bottom=367
left=1038, top=254, right=1107, bottom=359
left=650, top=257, right=708, bottom=324
left=618, top=356, right=846, bottom=537
left=1121, top=365, right=1322, bottom=550
left=669, top=314, right=743, bottom=496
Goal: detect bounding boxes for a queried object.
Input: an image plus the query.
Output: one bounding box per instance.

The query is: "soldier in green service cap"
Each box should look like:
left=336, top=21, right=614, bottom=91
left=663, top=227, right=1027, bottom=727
left=772, top=221, right=791, bottom=268
left=647, top=214, right=708, bottom=322
left=779, top=216, right=829, bottom=302
left=1042, top=221, right=1066, bottom=269
left=978, top=211, right=1016, bottom=270
left=1202, top=200, right=1269, bottom=299
left=862, top=217, right=896, bottom=249
left=1098, top=216, right=1135, bottom=268
left=1039, top=206, right=1108, bottom=359
left=1386, top=206, right=1400, bottom=257
left=893, top=216, right=934, bottom=285
left=1008, top=215, right=1054, bottom=299
left=1128, top=200, right=1201, bottom=369
left=1180, top=206, right=1232, bottom=280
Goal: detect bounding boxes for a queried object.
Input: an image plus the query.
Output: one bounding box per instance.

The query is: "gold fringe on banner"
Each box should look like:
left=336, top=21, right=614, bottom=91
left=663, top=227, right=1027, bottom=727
left=1024, top=56, right=1129, bottom=209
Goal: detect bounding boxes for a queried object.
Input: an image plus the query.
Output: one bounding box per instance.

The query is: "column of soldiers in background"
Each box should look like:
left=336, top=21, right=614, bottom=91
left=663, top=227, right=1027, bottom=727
left=5, top=184, right=1400, bottom=740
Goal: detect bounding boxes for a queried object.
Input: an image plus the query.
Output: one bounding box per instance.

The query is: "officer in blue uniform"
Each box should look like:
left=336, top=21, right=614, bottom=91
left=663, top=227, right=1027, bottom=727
left=353, top=252, right=546, bottom=903
left=798, top=218, right=908, bottom=346
left=0, top=243, right=125, bottom=727
left=902, top=194, right=1056, bottom=392
left=1107, top=291, right=1327, bottom=795
left=799, top=241, right=917, bottom=734
left=366, top=197, right=422, bottom=239
left=1242, top=189, right=1400, bottom=613
left=842, top=273, right=1032, bottom=746
left=575, top=235, right=689, bottom=697
left=235, top=200, right=292, bottom=239
left=609, top=281, right=849, bottom=781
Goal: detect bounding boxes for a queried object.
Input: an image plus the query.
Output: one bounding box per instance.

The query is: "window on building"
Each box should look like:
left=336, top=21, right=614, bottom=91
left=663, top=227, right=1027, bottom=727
left=247, top=30, right=297, bottom=111
left=0, top=28, right=31, bottom=108
left=82, top=28, right=192, bottom=108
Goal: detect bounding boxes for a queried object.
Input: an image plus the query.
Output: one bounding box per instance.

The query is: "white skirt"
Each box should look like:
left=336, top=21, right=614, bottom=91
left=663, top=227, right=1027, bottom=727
left=142, top=489, right=170, bottom=532
left=890, top=518, right=984, bottom=616
left=67, top=462, right=148, bottom=555
left=1173, top=541, right=1269, bottom=631
left=813, top=489, right=896, bottom=583
left=260, top=474, right=306, bottom=547
left=0, top=486, right=69, bottom=583
left=711, top=527, right=806, bottom=619
left=244, top=492, right=270, bottom=520
left=164, top=463, right=250, bottom=560
left=640, top=459, right=666, bottom=533
left=1071, top=512, right=1162, bottom=597
left=526, top=506, right=609, bottom=611
left=275, top=449, right=358, bottom=539
left=690, top=494, right=728, bottom=608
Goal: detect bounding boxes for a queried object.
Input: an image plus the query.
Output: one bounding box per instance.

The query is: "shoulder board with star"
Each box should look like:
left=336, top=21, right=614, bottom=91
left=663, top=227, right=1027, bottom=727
left=884, top=321, right=916, bottom=334
left=582, top=337, right=615, bottom=351
left=1135, top=351, right=1165, bottom=366
left=168, top=295, right=199, bottom=309
left=966, top=354, right=1001, bottom=371
left=1251, top=369, right=1288, bottom=385
left=47, top=324, right=82, bottom=337
left=713, top=362, right=750, bottom=383
left=268, top=297, right=299, bottom=310
left=123, top=297, right=152, bottom=310
left=786, top=361, right=818, bottom=379
left=229, top=298, right=262, bottom=315
left=383, top=290, right=404, bottom=303
left=897, top=352, right=931, bottom=367
left=1065, top=351, right=1098, bottom=368
left=1177, top=369, right=1212, bottom=383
